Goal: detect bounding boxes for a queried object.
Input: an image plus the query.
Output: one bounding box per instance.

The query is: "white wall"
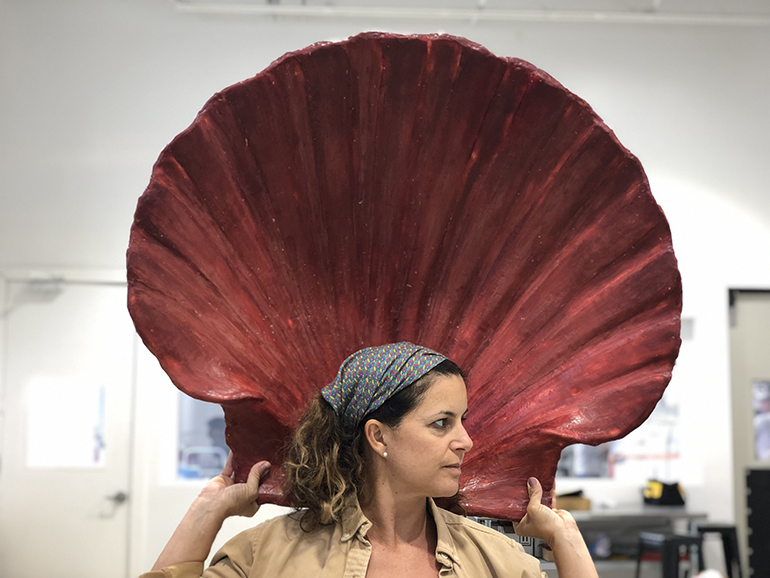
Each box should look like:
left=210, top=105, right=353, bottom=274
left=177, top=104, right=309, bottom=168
left=0, top=277, right=6, bottom=479
left=2, top=0, right=769, bottom=556
left=2, top=2, right=770, bottom=270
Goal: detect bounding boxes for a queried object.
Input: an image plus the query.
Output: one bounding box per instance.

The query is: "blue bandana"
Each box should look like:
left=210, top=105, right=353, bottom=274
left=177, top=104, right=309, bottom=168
left=321, top=342, right=447, bottom=429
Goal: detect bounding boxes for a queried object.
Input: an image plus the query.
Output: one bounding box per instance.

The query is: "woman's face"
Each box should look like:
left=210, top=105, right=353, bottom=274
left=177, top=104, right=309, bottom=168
left=377, top=374, right=473, bottom=499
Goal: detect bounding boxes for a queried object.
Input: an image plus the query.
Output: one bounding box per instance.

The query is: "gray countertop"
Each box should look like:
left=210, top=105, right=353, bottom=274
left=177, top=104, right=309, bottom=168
left=568, top=506, right=708, bottom=523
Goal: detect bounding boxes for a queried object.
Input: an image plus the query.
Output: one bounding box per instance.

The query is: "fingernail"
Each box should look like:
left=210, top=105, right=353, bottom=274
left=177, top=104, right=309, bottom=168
left=260, top=461, right=271, bottom=473
left=527, top=477, right=537, bottom=487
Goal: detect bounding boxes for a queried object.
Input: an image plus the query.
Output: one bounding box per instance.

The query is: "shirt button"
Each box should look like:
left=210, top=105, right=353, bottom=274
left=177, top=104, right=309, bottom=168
left=342, top=533, right=350, bottom=539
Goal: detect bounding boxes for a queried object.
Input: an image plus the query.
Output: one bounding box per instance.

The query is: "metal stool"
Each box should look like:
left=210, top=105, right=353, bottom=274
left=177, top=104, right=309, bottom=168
left=691, top=522, right=743, bottom=578
left=635, top=532, right=703, bottom=578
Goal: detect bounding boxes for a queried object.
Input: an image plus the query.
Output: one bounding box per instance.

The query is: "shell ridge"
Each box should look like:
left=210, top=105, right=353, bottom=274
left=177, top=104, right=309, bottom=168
left=360, top=37, right=430, bottom=341
left=130, top=292, right=268, bottom=405
left=505, top=362, right=673, bottom=445
left=340, top=40, right=367, bottom=345
left=192, top=97, right=312, bottom=351
left=354, top=36, right=387, bottom=334
left=482, top=235, right=680, bottom=399
left=410, top=54, right=512, bottom=350
left=468, top=151, right=661, bottom=380
left=457, top=81, right=586, bottom=323
left=294, top=50, right=343, bottom=331
left=471, top=275, right=678, bottom=428
left=475, top=310, right=679, bottom=441
left=474, top=173, right=636, bottom=362
left=362, top=38, right=386, bottom=335
left=393, top=40, right=506, bottom=346
left=164, top=124, right=317, bottom=391
left=502, top=53, right=636, bottom=166
left=131, top=185, right=240, bottom=316
left=151, top=105, right=319, bottom=410
left=471, top=296, right=680, bottom=441
left=265, top=64, right=350, bottom=370
left=214, top=98, right=313, bottom=346
left=455, top=116, right=603, bottom=365
left=423, top=66, right=539, bottom=362
left=249, top=57, right=350, bottom=370
left=396, top=37, right=455, bottom=344
left=387, top=38, right=438, bottom=342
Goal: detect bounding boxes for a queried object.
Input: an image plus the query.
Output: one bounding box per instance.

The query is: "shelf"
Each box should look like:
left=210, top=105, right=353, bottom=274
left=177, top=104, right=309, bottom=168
left=569, top=506, right=708, bottom=523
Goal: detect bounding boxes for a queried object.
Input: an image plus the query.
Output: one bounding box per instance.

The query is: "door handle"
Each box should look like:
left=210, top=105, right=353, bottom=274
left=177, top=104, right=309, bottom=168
left=105, top=491, right=128, bottom=504
left=99, top=491, right=128, bottom=518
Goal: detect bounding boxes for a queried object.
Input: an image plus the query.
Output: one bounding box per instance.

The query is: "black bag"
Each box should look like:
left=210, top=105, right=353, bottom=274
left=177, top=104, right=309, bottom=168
left=643, top=480, right=685, bottom=506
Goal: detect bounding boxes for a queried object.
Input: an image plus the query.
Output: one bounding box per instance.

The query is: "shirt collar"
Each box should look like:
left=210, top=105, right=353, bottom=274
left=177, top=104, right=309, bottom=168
left=339, top=494, right=460, bottom=568
left=340, top=493, right=371, bottom=542
left=428, top=497, right=461, bottom=568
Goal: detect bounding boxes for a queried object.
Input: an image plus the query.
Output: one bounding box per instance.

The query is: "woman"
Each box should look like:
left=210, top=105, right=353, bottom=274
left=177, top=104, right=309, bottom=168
left=143, top=343, right=598, bottom=577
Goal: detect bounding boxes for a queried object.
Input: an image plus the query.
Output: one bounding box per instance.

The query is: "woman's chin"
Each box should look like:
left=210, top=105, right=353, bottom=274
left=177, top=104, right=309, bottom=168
left=431, top=481, right=460, bottom=498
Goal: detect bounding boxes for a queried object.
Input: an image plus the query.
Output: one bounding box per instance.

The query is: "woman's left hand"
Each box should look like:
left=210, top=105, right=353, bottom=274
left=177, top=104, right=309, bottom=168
left=512, top=477, right=579, bottom=545
left=513, top=477, right=599, bottom=578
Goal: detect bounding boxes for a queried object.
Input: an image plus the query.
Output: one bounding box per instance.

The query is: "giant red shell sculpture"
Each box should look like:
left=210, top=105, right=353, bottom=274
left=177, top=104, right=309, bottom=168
left=127, top=32, right=681, bottom=520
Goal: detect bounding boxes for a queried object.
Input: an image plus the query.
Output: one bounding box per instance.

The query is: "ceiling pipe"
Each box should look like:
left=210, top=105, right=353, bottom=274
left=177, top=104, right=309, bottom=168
left=172, top=1, right=770, bottom=26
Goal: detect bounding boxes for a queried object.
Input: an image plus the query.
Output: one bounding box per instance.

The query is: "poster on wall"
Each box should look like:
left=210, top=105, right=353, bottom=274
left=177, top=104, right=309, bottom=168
left=753, top=380, right=770, bottom=461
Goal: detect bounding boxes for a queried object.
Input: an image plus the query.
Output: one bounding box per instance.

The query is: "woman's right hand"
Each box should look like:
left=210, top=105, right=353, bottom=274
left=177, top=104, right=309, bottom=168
left=195, top=452, right=271, bottom=519
left=150, top=453, right=271, bottom=571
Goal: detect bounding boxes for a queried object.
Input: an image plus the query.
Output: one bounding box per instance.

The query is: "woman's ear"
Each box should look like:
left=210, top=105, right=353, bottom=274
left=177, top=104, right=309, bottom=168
left=363, top=419, right=388, bottom=457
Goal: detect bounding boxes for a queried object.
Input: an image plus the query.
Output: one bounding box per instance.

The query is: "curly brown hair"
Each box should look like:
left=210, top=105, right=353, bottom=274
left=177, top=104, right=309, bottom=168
left=282, top=359, right=466, bottom=531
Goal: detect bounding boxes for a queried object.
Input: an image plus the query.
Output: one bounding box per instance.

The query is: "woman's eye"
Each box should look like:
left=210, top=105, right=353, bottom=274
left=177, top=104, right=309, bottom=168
left=433, top=418, right=448, bottom=428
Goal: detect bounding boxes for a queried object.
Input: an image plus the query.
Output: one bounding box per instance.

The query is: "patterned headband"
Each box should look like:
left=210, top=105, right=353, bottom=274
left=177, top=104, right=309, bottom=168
left=321, top=342, right=448, bottom=429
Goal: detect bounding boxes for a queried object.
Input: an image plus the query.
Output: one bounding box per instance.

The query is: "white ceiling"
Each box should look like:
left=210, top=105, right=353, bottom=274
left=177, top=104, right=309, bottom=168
left=1, top=0, right=769, bottom=272
left=175, top=0, right=770, bottom=18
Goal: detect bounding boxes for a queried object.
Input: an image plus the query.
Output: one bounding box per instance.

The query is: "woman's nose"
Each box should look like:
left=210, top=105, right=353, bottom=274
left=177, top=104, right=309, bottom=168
left=455, top=424, right=473, bottom=453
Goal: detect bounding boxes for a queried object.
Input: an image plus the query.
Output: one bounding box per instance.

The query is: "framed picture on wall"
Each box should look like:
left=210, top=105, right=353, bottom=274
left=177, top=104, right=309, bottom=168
left=753, top=380, right=770, bottom=461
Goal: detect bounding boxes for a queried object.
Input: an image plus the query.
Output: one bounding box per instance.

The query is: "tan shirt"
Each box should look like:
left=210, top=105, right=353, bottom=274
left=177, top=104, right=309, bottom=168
left=141, top=497, right=547, bottom=578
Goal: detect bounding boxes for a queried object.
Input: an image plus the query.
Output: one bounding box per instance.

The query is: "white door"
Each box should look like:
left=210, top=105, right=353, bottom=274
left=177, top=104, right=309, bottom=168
left=730, top=289, right=770, bottom=578
left=0, top=280, right=135, bottom=578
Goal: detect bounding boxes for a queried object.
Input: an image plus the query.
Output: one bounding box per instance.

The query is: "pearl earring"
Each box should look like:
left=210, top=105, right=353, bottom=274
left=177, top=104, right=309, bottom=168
left=383, top=451, right=388, bottom=458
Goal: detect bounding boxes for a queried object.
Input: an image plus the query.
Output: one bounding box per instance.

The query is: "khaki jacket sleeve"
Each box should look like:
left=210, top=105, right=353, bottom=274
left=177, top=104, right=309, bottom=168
left=138, top=562, right=204, bottom=578
left=139, top=527, right=257, bottom=578
left=511, top=540, right=550, bottom=578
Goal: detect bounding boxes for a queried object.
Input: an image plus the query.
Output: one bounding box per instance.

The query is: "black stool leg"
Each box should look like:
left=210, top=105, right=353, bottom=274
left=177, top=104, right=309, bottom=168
left=693, top=540, right=703, bottom=578
left=661, top=541, right=676, bottom=578
left=697, top=540, right=705, bottom=575
left=635, top=541, right=644, bottom=578
left=723, top=533, right=734, bottom=578
left=725, top=529, right=743, bottom=578
left=683, top=543, right=697, bottom=578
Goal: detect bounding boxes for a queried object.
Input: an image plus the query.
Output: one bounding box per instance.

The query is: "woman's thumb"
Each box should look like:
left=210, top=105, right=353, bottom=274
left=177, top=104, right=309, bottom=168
left=527, top=477, right=543, bottom=502
left=248, top=460, right=271, bottom=486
